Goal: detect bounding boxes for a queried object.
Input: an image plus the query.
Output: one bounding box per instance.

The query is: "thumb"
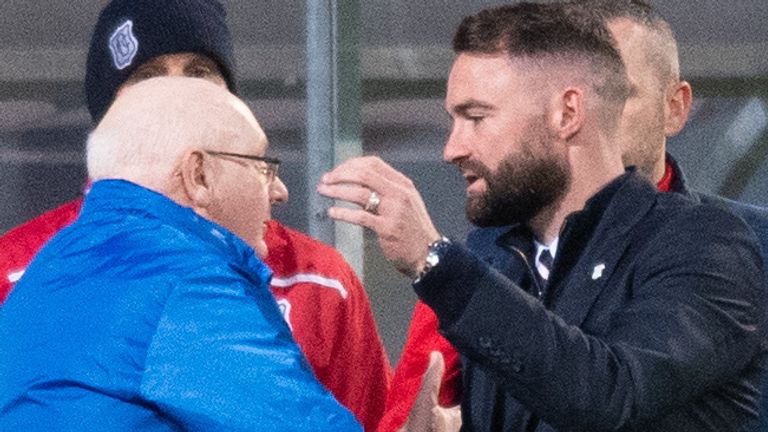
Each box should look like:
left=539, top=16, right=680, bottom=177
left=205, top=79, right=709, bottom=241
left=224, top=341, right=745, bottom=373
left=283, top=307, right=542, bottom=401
left=421, top=351, right=445, bottom=404
left=401, top=351, right=445, bottom=432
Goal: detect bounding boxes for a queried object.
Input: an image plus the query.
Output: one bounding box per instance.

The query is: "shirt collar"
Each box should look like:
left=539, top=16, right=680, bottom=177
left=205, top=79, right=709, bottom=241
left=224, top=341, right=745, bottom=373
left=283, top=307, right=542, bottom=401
left=656, top=159, right=675, bottom=192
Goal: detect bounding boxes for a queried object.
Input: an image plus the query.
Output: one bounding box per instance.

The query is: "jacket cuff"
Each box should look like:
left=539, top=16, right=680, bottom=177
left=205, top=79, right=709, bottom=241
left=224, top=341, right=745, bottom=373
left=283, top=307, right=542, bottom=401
left=413, top=242, right=487, bottom=329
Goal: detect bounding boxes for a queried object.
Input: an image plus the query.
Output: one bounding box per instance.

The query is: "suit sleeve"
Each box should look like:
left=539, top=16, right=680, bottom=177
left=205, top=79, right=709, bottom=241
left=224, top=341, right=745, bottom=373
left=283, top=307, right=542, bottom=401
left=415, top=206, right=766, bottom=430
left=377, top=301, right=462, bottom=432
left=140, top=267, right=362, bottom=431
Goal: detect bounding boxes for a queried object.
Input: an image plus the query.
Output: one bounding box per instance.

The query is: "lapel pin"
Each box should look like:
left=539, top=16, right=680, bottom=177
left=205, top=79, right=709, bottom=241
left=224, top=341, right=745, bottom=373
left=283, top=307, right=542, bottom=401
left=591, top=263, right=606, bottom=280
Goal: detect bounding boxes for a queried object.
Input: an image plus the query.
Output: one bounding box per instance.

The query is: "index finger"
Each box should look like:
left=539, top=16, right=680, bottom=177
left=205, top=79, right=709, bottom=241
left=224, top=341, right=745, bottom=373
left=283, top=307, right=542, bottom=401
left=321, top=156, right=412, bottom=192
left=320, top=156, right=381, bottom=186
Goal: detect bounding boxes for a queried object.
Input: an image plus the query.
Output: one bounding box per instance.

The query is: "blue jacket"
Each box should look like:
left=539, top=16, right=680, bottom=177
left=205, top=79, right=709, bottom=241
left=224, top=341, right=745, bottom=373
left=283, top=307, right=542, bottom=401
left=0, top=180, right=361, bottom=431
left=416, top=171, right=767, bottom=431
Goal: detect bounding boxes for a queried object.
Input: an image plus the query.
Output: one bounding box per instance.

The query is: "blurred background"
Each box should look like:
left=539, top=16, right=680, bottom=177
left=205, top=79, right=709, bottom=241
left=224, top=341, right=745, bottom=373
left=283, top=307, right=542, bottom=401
left=1, top=0, right=767, bottom=363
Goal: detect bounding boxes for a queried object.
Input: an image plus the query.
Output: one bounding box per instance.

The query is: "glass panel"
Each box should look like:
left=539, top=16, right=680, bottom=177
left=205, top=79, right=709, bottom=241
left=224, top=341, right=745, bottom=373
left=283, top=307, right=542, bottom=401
left=2, top=0, right=767, bottom=366
left=668, top=96, right=768, bottom=205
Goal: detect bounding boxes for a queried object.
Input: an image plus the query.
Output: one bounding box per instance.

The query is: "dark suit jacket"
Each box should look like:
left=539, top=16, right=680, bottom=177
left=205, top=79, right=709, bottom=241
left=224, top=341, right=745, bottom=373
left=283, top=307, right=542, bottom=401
left=415, top=171, right=767, bottom=431
left=668, top=155, right=768, bottom=432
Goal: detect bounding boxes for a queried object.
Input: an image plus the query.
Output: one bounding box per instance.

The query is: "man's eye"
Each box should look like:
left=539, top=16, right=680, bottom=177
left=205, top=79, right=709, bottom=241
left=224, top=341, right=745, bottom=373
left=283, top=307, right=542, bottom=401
left=188, top=66, right=214, bottom=78
left=133, top=68, right=162, bottom=80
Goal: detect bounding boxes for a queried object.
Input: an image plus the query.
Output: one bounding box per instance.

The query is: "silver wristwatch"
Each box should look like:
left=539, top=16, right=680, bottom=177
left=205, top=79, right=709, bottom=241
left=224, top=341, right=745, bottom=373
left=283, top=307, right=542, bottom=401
left=415, top=236, right=451, bottom=282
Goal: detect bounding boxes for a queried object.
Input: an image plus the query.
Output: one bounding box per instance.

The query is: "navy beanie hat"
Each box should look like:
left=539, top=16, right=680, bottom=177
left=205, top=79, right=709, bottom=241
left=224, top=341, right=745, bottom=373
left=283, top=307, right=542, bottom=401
left=85, top=0, right=236, bottom=122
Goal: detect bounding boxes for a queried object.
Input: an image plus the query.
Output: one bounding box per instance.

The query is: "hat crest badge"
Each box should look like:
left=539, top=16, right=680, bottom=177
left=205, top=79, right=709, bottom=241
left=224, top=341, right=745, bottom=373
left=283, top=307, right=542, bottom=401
left=108, top=20, right=139, bottom=70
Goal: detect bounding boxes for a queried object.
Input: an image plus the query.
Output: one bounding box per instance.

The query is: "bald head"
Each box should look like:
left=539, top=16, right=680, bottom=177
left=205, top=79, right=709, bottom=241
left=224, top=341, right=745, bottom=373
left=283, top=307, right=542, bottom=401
left=87, top=76, right=266, bottom=192
left=571, top=0, right=693, bottom=183
left=87, top=76, right=277, bottom=256
left=573, top=0, right=680, bottom=87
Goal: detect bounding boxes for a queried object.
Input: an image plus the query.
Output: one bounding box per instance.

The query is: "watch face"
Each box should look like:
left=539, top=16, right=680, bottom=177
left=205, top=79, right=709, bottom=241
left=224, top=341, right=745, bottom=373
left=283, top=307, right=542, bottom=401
left=416, top=237, right=451, bottom=282
left=426, top=250, right=440, bottom=267
left=426, top=238, right=450, bottom=267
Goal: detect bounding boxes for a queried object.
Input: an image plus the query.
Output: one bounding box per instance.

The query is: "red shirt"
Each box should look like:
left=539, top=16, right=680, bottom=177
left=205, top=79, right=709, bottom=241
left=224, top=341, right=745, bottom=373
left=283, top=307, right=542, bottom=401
left=265, top=220, right=392, bottom=431
left=378, top=161, right=677, bottom=432
left=0, top=199, right=392, bottom=431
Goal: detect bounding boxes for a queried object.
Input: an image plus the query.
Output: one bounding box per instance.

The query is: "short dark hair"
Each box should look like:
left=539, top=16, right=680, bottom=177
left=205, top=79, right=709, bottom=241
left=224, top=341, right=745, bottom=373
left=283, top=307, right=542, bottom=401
left=571, top=0, right=680, bottom=85
left=453, top=2, right=630, bottom=119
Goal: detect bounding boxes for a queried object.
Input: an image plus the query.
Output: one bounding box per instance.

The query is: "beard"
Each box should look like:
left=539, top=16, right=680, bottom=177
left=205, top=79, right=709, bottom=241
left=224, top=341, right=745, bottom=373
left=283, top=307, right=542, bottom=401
left=465, top=124, right=571, bottom=227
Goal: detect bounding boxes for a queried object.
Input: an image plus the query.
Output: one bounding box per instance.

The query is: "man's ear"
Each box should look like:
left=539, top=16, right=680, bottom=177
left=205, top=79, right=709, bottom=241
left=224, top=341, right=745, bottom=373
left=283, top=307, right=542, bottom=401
left=179, top=150, right=213, bottom=208
left=664, top=80, right=692, bottom=137
left=550, top=88, right=585, bottom=141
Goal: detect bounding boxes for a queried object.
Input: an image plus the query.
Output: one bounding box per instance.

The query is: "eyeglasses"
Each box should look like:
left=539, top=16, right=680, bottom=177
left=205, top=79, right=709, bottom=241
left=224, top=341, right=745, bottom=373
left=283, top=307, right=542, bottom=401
left=205, top=150, right=281, bottom=183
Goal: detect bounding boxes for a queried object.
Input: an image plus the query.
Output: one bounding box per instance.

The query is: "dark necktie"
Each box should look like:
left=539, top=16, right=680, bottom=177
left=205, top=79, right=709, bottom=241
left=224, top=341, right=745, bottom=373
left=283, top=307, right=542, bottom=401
left=538, top=249, right=554, bottom=280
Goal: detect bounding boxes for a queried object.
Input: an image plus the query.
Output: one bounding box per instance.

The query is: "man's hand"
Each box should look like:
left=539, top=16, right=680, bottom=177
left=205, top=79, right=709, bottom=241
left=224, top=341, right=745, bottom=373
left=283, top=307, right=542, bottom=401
left=400, top=351, right=462, bottom=432
left=317, top=156, right=441, bottom=278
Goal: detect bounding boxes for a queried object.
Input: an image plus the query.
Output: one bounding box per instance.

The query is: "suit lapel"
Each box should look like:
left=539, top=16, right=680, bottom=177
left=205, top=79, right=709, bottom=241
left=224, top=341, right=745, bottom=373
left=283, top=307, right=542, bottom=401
left=550, top=175, right=658, bottom=326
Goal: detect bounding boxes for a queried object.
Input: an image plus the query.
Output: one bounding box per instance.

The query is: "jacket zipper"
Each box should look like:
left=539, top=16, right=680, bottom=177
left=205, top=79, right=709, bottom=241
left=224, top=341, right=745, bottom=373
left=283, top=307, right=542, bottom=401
left=508, top=245, right=544, bottom=299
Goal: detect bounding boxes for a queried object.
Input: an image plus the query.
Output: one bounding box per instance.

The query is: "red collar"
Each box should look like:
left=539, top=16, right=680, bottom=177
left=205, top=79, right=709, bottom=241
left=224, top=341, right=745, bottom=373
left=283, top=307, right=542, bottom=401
left=656, top=160, right=675, bottom=192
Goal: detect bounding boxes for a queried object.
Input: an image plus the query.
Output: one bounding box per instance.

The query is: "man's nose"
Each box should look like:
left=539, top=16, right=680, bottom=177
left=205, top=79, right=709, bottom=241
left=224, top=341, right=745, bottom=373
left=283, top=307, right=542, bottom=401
left=443, top=125, right=470, bottom=164
left=270, top=176, right=289, bottom=204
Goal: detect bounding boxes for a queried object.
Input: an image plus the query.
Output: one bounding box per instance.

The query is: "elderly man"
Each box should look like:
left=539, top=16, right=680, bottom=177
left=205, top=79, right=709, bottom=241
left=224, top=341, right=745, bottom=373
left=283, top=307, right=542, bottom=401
left=321, top=3, right=765, bottom=431
left=380, top=1, right=768, bottom=431
left=0, top=77, right=361, bottom=431
left=0, top=1, right=390, bottom=428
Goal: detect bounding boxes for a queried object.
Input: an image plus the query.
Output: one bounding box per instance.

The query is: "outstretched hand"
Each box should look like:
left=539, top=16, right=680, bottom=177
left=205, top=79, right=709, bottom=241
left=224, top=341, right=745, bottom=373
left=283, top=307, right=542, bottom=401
left=317, top=156, right=441, bottom=278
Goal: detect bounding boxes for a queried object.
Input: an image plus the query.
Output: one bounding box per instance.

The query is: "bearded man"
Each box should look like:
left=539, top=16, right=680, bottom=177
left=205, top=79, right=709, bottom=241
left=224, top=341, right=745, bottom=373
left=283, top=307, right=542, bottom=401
left=318, top=3, right=767, bottom=431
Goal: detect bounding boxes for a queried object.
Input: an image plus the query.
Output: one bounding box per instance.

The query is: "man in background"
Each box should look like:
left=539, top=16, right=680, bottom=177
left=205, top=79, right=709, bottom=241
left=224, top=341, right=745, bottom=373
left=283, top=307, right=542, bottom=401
left=0, top=1, right=390, bottom=429
left=380, top=1, right=768, bottom=430
left=0, top=76, right=361, bottom=430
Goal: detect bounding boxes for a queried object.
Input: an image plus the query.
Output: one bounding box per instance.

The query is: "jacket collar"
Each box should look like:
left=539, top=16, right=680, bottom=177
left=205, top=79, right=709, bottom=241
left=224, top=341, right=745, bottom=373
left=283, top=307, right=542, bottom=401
left=481, top=170, right=660, bottom=325
left=82, top=179, right=271, bottom=283
left=550, top=170, right=659, bottom=325
left=665, top=153, right=696, bottom=197
left=492, top=170, right=651, bottom=264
